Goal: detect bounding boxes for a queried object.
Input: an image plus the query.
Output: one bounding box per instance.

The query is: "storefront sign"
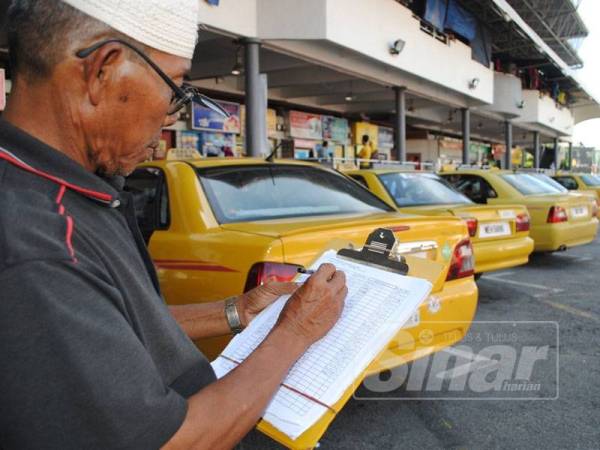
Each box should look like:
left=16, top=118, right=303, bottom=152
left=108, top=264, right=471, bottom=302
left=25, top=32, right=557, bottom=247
left=289, top=111, right=322, bottom=140
left=352, top=122, right=379, bottom=146
left=192, top=100, right=241, bottom=134
left=378, top=127, right=394, bottom=150
left=322, top=116, right=349, bottom=143
left=0, top=69, right=5, bottom=111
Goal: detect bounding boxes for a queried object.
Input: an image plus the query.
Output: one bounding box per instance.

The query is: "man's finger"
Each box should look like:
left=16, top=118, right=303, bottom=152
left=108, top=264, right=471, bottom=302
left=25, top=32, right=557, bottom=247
left=328, top=270, right=346, bottom=291
left=311, top=263, right=337, bottom=282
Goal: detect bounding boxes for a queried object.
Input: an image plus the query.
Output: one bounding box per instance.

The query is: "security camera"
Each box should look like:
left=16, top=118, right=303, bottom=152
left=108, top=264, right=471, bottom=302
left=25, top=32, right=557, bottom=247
left=389, top=39, right=406, bottom=56
left=468, top=78, right=480, bottom=89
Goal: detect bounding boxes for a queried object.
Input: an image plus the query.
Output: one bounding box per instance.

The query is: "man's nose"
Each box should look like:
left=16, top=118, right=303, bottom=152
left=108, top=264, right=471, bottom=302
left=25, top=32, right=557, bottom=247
left=163, top=113, right=179, bottom=128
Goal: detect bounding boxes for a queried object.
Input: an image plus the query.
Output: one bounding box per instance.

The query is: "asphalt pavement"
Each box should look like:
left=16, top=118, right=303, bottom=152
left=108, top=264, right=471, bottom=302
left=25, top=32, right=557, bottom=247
left=241, top=236, right=600, bottom=450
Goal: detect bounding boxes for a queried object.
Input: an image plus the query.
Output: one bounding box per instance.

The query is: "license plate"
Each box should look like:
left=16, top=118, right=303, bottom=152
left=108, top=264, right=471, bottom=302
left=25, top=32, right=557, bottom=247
left=571, top=206, right=588, bottom=218
left=479, top=222, right=511, bottom=238
left=499, top=210, right=516, bottom=219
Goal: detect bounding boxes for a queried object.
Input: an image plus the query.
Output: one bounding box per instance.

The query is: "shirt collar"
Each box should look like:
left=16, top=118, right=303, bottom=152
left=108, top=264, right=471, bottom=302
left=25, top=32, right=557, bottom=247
left=0, top=119, right=121, bottom=206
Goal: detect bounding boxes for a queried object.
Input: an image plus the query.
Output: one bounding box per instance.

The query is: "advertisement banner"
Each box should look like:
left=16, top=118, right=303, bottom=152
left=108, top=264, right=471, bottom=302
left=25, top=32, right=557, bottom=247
left=289, top=111, right=322, bottom=140
left=378, top=127, right=394, bottom=150
left=322, top=116, right=349, bottom=143
left=192, top=100, right=241, bottom=134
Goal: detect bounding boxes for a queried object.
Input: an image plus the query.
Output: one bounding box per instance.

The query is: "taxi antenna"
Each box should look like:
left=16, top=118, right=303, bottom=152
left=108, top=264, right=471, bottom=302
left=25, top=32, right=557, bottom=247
left=265, top=143, right=281, bottom=163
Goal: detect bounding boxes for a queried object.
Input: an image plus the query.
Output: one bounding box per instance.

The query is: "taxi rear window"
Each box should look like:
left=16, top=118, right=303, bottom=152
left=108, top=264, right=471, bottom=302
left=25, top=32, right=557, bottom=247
left=196, top=164, right=394, bottom=223
left=501, top=174, right=563, bottom=195
left=378, top=172, right=472, bottom=207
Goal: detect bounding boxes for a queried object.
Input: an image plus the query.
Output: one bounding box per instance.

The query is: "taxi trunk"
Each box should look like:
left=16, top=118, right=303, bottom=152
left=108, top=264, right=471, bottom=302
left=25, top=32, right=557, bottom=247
left=397, top=204, right=534, bottom=274
left=524, top=194, right=599, bottom=252
left=221, top=212, right=478, bottom=374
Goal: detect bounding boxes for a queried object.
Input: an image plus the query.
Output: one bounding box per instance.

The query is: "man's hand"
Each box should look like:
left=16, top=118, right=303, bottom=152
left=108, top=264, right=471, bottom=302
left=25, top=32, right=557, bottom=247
left=237, top=282, right=300, bottom=327
left=276, top=263, right=347, bottom=348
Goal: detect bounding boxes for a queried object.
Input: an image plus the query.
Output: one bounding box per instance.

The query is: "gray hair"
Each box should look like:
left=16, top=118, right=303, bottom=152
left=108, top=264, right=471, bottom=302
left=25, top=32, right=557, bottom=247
left=8, top=0, right=144, bottom=81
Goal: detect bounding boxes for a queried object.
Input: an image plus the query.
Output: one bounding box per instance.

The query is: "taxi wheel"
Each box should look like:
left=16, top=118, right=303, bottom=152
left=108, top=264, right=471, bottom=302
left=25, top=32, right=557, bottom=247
left=474, top=273, right=482, bottom=281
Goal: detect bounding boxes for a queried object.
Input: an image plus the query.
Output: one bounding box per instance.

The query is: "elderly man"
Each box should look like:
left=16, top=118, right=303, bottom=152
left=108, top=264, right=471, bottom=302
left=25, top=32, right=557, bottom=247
left=0, top=1, right=347, bottom=449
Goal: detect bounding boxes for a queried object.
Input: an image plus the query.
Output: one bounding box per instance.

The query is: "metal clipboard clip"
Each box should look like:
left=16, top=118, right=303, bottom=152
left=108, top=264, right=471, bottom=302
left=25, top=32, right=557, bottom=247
left=336, top=228, right=410, bottom=275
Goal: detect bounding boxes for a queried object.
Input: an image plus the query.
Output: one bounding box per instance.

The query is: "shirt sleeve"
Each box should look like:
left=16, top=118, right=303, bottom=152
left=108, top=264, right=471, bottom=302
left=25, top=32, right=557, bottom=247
left=0, top=259, right=188, bottom=450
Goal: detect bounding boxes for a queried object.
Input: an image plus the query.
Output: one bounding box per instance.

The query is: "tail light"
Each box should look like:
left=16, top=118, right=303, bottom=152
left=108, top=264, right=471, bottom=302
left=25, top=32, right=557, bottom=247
left=463, top=218, right=478, bottom=237
left=515, top=213, right=530, bottom=232
left=446, top=239, right=475, bottom=281
left=547, top=206, right=568, bottom=223
left=244, top=262, right=302, bottom=292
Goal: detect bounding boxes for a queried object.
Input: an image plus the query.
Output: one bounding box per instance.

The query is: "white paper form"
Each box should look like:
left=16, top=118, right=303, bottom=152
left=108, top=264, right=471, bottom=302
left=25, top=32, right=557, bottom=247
left=211, top=250, right=432, bottom=439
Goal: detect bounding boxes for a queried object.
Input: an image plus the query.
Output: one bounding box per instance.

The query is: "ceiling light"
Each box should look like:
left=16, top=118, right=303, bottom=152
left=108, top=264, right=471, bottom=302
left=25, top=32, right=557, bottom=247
left=345, top=94, right=354, bottom=102
left=231, top=46, right=242, bottom=76
left=389, top=39, right=406, bottom=56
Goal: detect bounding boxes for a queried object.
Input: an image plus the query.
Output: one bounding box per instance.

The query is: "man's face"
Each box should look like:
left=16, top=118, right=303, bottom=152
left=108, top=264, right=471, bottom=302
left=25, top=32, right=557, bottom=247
left=83, top=48, right=190, bottom=176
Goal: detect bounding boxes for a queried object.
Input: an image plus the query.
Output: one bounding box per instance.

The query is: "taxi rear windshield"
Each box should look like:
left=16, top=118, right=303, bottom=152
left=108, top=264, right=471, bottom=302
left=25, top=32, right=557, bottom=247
left=501, top=174, right=563, bottom=195
left=378, top=173, right=472, bottom=207
left=196, top=164, right=394, bottom=223
left=581, top=175, right=600, bottom=186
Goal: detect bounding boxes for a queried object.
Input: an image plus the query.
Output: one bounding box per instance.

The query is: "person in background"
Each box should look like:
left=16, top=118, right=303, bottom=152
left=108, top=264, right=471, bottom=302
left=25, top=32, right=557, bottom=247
left=358, top=134, right=375, bottom=169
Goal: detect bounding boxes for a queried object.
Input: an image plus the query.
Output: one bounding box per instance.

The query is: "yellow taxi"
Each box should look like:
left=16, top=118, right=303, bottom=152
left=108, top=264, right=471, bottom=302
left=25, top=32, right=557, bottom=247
left=344, top=169, right=534, bottom=275
left=125, top=158, right=478, bottom=374
left=440, top=168, right=599, bottom=252
left=552, top=172, right=600, bottom=199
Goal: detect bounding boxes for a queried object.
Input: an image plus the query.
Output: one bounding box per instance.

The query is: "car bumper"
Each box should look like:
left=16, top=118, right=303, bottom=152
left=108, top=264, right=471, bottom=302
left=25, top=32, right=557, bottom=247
left=531, top=218, right=599, bottom=252
left=365, top=276, right=478, bottom=376
left=472, top=236, right=534, bottom=274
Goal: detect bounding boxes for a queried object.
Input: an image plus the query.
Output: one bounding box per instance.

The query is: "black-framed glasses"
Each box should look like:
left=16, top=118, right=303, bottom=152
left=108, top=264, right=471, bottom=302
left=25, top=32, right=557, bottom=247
left=76, top=39, right=229, bottom=117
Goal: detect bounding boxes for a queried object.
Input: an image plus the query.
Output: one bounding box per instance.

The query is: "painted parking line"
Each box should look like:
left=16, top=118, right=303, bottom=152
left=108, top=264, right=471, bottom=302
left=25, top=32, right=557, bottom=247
left=483, top=275, right=564, bottom=294
left=537, top=299, right=600, bottom=324
left=481, top=277, right=600, bottom=324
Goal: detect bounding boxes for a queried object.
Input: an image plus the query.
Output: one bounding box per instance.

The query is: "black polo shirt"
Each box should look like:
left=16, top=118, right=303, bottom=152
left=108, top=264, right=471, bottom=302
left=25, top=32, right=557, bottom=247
left=0, top=120, right=216, bottom=449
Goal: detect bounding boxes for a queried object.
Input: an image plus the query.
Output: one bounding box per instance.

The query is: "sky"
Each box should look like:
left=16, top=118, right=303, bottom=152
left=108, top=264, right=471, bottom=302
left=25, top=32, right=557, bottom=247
left=572, top=0, right=600, bottom=148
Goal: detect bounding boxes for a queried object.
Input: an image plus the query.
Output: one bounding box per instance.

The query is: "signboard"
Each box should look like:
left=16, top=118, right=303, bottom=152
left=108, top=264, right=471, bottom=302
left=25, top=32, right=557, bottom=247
left=0, top=69, right=5, bottom=111
left=322, top=116, right=349, bottom=143
left=192, top=100, right=241, bottom=134
left=378, top=126, right=394, bottom=150
left=352, top=122, right=378, bottom=146
left=289, top=111, right=322, bottom=140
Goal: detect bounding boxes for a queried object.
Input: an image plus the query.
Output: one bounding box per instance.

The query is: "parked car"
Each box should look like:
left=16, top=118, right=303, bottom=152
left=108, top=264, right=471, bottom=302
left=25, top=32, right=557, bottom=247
left=552, top=172, right=600, bottom=199
left=344, top=169, right=534, bottom=275
left=440, top=168, right=598, bottom=252
left=125, top=158, right=478, bottom=373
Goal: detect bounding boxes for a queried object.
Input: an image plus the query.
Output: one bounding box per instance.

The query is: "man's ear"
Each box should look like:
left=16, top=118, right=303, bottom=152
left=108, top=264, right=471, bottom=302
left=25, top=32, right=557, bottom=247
left=81, top=43, right=126, bottom=106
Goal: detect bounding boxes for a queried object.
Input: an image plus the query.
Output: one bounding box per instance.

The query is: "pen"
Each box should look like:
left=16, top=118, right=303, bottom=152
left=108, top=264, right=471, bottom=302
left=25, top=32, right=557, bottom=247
left=297, top=268, right=316, bottom=275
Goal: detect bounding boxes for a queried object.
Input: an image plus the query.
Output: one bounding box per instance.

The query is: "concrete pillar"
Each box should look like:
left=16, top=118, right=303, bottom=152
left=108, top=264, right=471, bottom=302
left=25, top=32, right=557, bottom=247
left=243, top=38, right=264, bottom=157
left=394, top=87, right=407, bottom=162
left=504, top=121, right=512, bottom=170
left=553, top=138, right=559, bottom=170
left=568, top=142, right=573, bottom=170
left=461, top=108, right=470, bottom=165
left=533, top=131, right=541, bottom=169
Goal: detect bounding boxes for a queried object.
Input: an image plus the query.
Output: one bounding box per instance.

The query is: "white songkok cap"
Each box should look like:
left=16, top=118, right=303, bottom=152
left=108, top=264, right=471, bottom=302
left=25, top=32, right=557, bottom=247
left=61, top=0, right=199, bottom=59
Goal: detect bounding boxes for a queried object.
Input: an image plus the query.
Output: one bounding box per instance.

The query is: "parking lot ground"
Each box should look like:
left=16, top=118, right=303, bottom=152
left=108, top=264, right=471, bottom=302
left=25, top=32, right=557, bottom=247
left=241, top=237, right=600, bottom=450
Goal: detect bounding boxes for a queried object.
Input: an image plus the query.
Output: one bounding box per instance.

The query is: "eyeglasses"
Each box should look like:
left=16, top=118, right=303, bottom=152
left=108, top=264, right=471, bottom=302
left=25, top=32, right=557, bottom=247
left=76, top=39, right=229, bottom=117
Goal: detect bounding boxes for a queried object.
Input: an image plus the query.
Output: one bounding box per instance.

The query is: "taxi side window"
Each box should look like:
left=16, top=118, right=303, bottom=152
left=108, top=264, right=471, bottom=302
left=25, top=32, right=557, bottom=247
left=450, top=175, right=497, bottom=204
left=349, top=174, right=368, bottom=188
left=554, top=176, right=578, bottom=190
left=124, top=167, right=170, bottom=243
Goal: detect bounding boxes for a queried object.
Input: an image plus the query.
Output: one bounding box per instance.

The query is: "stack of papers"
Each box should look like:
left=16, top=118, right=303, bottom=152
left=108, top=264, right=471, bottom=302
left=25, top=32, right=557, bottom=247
left=211, top=250, right=432, bottom=439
